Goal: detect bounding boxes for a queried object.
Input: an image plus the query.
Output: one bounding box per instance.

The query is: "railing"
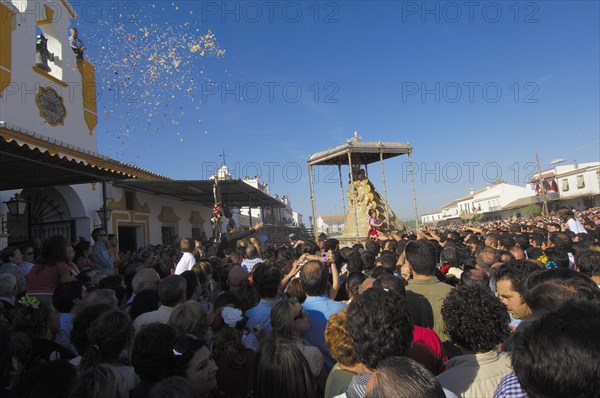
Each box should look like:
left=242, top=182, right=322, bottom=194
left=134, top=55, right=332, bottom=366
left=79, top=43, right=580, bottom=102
left=31, top=220, right=75, bottom=244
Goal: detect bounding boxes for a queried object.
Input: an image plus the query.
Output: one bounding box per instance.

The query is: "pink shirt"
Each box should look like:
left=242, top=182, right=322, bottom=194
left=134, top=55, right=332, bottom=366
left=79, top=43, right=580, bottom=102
left=408, top=325, right=448, bottom=375
left=26, top=261, right=70, bottom=295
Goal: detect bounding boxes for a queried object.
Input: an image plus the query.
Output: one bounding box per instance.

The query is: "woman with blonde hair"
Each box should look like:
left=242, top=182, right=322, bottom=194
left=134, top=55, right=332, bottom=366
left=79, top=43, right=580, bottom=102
left=270, top=297, right=327, bottom=391
left=167, top=301, right=209, bottom=340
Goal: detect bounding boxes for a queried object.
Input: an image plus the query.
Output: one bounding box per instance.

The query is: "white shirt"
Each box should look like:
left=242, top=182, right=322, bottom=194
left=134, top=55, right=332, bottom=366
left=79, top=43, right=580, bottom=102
left=241, top=258, right=263, bottom=273
left=133, top=305, right=174, bottom=332
left=174, top=252, right=196, bottom=275
left=567, top=218, right=587, bottom=234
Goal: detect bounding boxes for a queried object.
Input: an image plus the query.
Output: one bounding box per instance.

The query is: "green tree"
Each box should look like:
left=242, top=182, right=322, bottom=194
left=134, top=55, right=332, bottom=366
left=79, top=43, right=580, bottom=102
left=520, top=203, right=542, bottom=217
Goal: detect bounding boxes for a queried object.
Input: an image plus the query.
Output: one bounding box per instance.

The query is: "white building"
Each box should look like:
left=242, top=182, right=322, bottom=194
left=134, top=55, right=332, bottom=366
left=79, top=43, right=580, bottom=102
left=421, top=211, right=443, bottom=224
left=422, top=183, right=536, bottom=224
left=529, top=161, right=600, bottom=210
left=317, top=215, right=345, bottom=235
left=239, top=176, right=303, bottom=227
left=0, top=0, right=281, bottom=250
left=421, top=162, right=600, bottom=224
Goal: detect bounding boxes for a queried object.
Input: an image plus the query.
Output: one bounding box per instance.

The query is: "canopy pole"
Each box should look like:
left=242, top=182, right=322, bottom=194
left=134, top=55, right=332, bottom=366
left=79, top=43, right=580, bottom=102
left=379, top=150, right=391, bottom=230
left=347, top=152, right=359, bottom=241
left=101, top=180, right=109, bottom=231
left=308, top=164, right=317, bottom=240
left=408, top=149, right=419, bottom=229
left=337, top=165, right=347, bottom=224
left=248, top=196, right=252, bottom=227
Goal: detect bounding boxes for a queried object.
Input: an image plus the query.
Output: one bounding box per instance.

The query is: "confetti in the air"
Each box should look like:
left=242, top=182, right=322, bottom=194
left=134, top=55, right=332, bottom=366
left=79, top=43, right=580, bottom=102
left=79, top=1, right=226, bottom=153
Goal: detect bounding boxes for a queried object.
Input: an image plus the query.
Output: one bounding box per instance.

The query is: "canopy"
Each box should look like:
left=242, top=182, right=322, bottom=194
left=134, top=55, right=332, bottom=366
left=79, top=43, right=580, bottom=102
left=113, top=180, right=286, bottom=208
left=308, top=140, right=412, bottom=166
left=0, top=123, right=168, bottom=191
left=307, top=136, right=418, bottom=240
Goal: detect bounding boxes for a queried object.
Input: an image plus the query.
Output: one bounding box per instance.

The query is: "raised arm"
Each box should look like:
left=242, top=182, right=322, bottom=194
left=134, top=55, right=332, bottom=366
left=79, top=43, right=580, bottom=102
left=329, top=254, right=340, bottom=299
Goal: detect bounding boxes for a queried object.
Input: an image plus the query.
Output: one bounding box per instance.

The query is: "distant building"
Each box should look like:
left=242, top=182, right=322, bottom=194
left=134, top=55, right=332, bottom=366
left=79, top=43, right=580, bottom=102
left=421, top=161, right=600, bottom=224
left=240, top=176, right=303, bottom=227
left=529, top=162, right=600, bottom=210
left=317, top=215, right=346, bottom=235
left=422, top=183, right=536, bottom=224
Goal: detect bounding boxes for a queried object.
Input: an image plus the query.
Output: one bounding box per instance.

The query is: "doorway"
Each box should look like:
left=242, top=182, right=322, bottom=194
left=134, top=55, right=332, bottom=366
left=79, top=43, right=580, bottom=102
left=118, top=226, right=137, bottom=255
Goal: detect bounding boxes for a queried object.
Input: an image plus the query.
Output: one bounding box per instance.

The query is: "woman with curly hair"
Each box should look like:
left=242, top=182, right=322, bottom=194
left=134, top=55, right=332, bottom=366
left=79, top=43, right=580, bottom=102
left=438, top=285, right=511, bottom=397
left=324, top=308, right=369, bottom=398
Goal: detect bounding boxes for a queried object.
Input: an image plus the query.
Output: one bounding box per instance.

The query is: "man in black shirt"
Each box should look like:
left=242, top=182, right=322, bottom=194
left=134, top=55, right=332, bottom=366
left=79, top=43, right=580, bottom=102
left=217, top=221, right=264, bottom=258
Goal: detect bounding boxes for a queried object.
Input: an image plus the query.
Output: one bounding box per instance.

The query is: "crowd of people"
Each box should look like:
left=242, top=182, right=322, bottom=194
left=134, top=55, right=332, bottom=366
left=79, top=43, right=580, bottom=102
left=0, top=206, right=599, bottom=398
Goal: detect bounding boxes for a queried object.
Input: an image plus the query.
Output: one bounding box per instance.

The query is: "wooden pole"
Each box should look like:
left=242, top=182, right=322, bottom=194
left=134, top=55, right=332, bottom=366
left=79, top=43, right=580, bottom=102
left=408, top=149, right=419, bottom=229
left=347, top=152, right=359, bottom=241
left=308, top=164, right=317, bottom=240
left=536, top=153, right=549, bottom=216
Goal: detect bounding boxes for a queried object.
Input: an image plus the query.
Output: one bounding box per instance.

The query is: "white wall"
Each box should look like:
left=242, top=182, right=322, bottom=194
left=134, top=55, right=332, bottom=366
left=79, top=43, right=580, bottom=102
left=1, top=0, right=98, bottom=152
left=557, top=167, right=600, bottom=198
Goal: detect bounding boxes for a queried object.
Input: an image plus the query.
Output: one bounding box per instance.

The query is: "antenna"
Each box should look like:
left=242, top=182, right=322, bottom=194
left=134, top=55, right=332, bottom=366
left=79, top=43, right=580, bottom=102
left=549, top=158, right=566, bottom=165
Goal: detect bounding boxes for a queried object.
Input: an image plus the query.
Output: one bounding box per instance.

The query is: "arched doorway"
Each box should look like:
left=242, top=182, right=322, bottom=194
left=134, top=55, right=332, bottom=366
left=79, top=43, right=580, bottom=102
left=7, top=187, right=83, bottom=245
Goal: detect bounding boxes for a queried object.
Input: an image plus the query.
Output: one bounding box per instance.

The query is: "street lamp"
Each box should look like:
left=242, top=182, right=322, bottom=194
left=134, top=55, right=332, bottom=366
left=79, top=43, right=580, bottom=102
left=4, top=194, right=27, bottom=216
left=95, top=206, right=113, bottom=230
left=308, top=216, right=313, bottom=230
left=1, top=194, right=27, bottom=233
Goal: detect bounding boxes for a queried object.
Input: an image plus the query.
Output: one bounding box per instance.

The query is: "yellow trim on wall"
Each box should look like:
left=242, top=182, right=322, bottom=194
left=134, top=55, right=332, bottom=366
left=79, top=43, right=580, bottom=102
left=84, top=110, right=97, bottom=135
left=111, top=212, right=150, bottom=246
left=36, top=4, right=55, bottom=26
left=60, top=0, right=77, bottom=19
left=0, top=68, right=10, bottom=96
left=32, top=66, right=69, bottom=87
left=76, top=59, right=98, bottom=133
left=189, top=210, right=206, bottom=225
left=0, top=3, right=14, bottom=94
left=109, top=191, right=151, bottom=213
left=158, top=206, right=181, bottom=222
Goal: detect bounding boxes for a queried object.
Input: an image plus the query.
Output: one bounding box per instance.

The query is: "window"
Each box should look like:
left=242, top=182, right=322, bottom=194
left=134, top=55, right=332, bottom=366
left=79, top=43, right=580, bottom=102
left=161, top=226, right=176, bottom=246
left=561, top=179, right=570, bottom=192
left=125, top=191, right=135, bottom=210
left=192, top=227, right=203, bottom=241
left=576, top=175, right=585, bottom=189
left=35, top=24, right=63, bottom=80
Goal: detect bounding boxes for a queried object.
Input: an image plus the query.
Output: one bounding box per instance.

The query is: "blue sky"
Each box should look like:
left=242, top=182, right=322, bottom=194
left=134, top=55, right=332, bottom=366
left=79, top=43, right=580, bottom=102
left=73, top=0, right=600, bottom=220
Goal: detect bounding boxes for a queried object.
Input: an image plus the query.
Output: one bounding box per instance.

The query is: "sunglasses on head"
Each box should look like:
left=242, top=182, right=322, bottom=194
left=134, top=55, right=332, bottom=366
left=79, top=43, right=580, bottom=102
left=171, top=333, right=202, bottom=357
left=294, top=310, right=306, bottom=321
